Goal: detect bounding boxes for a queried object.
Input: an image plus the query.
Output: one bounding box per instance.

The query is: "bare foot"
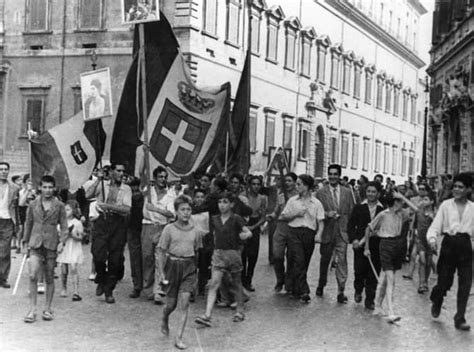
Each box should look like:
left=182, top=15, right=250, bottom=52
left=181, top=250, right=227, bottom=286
left=174, top=338, right=187, bottom=350
left=372, top=307, right=387, bottom=317
left=161, top=318, right=169, bottom=336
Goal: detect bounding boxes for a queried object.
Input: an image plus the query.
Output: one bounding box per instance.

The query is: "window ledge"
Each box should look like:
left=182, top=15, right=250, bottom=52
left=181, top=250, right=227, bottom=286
left=265, top=57, right=278, bottom=65
left=351, top=166, right=358, bottom=170
left=22, top=31, right=53, bottom=35
left=251, top=52, right=261, bottom=58
left=73, top=28, right=107, bottom=33
left=284, top=66, right=296, bottom=73
left=18, top=135, right=29, bottom=140
left=297, top=157, right=308, bottom=163
left=224, top=40, right=240, bottom=49
left=202, top=30, right=219, bottom=40
left=342, top=91, right=350, bottom=96
left=250, top=150, right=258, bottom=154
left=300, top=72, right=311, bottom=79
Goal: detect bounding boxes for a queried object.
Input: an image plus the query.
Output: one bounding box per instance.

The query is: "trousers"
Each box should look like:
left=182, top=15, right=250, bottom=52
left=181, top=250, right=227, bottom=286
left=319, top=235, right=348, bottom=293
left=127, top=227, right=143, bottom=291
left=273, top=221, right=293, bottom=291
left=430, top=234, right=472, bottom=325
left=241, top=217, right=260, bottom=287
left=353, top=237, right=380, bottom=303
left=0, top=219, right=14, bottom=283
left=287, top=227, right=315, bottom=296
left=141, top=223, right=165, bottom=298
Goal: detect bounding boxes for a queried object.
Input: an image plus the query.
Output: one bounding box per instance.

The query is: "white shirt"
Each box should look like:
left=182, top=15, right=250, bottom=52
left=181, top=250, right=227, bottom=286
left=142, top=187, right=175, bottom=225
left=427, top=198, right=474, bottom=242
left=280, top=195, right=325, bottom=231
left=0, top=183, right=10, bottom=219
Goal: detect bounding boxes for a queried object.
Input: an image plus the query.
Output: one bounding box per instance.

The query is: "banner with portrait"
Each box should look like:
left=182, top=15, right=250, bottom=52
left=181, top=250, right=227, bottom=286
left=80, top=67, right=113, bottom=121
left=122, top=0, right=160, bottom=24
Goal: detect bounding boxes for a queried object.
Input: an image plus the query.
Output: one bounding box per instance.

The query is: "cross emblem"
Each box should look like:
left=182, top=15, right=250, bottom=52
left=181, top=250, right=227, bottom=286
left=70, top=141, right=88, bottom=165
left=161, top=120, right=195, bottom=164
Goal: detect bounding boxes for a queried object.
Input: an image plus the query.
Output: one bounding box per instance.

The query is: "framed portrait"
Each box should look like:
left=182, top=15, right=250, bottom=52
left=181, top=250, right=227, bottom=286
left=122, top=0, right=160, bottom=24
left=80, top=67, right=113, bottom=121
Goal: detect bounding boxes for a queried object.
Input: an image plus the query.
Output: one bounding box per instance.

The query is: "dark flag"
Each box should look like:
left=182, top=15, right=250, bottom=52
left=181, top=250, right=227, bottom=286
left=111, top=14, right=231, bottom=176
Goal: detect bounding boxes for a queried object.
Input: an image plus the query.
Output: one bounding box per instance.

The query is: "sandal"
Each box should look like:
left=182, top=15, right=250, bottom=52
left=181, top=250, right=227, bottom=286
left=42, top=310, right=54, bottom=321
left=72, top=294, right=82, bottom=301
left=23, top=311, right=36, bottom=323
left=195, top=315, right=212, bottom=327
left=232, top=312, right=245, bottom=322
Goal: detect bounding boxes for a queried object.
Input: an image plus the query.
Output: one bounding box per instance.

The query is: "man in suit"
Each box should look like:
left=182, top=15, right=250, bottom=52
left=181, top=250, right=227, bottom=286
left=316, top=164, right=354, bottom=303
left=347, top=181, right=384, bottom=309
left=0, top=162, right=20, bottom=288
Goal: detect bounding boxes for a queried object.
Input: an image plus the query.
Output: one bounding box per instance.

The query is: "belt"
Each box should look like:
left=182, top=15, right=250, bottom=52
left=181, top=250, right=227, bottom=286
left=380, top=236, right=401, bottom=240
left=166, top=253, right=194, bottom=261
left=442, top=232, right=470, bottom=237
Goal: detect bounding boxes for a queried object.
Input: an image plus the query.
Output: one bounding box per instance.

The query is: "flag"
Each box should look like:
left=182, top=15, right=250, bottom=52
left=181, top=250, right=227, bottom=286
left=30, top=113, right=106, bottom=191
left=111, top=14, right=231, bottom=177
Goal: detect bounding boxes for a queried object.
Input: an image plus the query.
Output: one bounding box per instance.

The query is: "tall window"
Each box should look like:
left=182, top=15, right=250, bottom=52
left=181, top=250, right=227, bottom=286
left=72, top=86, right=82, bottom=115
left=249, top=106, right=258, bottom=152
left=341, top=133, right=349, bottom=168
left=330, top=45, right=342, bottom=90
left=353, top=59, right=363, bottom=99
left=376, top=73, right=385, bottom=110
left=342, top=52, right=354, bottom=95
left=351, top=135, right=359, bottom=169
left=374, top=141, right=381, bottom=172
left=265, top=7, right=283, bottom=63
left=250, top=9, right=261, bottom=54
left=401, top=149, right=407, bottom=176
left=392, top=146, right=397, bottom=175
left=385, top=80, right=392, bottom=113
left=282, top=117, right=293, bottom=149
left=226, top=0, right=241, bottom=45
left=264, top=110, right=276, bottom=154
left=393, top=83, right=401, bottom=116
left=402, top=89, right=409, bottom=120
left=203, top=0, right=218, bottom=36
left=316, top=37, right=330, bottom=83
left=408, top=150, right=415, bottom=175
left=365, top=66, right=374, bottom=105
left=383, top=143, right=390, bottom=173
left=300, top=28, right=315, bottom=77
left=363, top=138, right=370, bottom=171
left=78, top=0, right=103, bottom=30
left=410, top=94, right=417, bottom=124
left=298, top=125, right=310, bottom=160
left=26, top=0, right=51, bottom=32
left=20, top=87, right=50, bottom=135
left=284, top=19, right=300, bottom=71
left=330, top=136, right=338, bottom=164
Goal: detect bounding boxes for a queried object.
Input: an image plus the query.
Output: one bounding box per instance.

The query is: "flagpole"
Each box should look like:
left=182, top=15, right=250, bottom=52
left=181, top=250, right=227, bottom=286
left=138, top=23, right=151, bottom=199
left=224, top=132, right=229, bottom=175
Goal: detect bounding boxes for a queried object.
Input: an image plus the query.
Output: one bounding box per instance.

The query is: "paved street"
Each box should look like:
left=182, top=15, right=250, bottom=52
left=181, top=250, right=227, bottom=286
left=1, top=234, right=473, bottom=351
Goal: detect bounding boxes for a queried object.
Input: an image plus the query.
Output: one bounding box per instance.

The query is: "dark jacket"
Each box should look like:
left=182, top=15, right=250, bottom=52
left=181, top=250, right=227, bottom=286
left=347, top=201, right=384, bottom=243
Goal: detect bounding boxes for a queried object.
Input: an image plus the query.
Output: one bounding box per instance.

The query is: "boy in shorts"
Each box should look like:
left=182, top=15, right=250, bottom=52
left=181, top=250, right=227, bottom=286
left=158, top=195, right=203, bottom=349
left=364, top=191, right=418, bottom=323
left=22, top=175, right=68, bottom=323
left=195, top=191, right=251, bottom=327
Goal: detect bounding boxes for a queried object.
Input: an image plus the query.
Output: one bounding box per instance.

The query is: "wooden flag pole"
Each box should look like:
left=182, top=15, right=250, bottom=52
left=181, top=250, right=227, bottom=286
left=138, top=23, right=151, bottom=199
left=224, top=132, right=229, bottom=176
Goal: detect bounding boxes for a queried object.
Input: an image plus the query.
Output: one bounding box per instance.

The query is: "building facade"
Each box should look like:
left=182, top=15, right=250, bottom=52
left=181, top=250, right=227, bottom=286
left=428, top=0, right=474, bottom=176
left=0, top=0, right=426, bottom=183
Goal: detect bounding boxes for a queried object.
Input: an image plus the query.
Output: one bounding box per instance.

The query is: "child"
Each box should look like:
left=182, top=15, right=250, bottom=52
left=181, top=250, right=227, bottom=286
left=364, top=191, right=418, bottom=323
left=414, top=192, right=436, bottom=294
left=158, top=195, right=204, bottom=350
left=195, top=191, right=251, bottom=328
left=22, top=175, right=68, bottom=323
left=57, top=200, right=84, bottom=301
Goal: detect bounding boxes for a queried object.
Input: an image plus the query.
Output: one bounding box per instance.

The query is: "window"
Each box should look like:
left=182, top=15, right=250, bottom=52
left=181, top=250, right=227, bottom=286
left=362, top=138, right=370, bottom=171
left=316, top=37, right=330, bottom=83
left=330, top=136, right=338, bottom=164
left=393, top=83, right=401, bottom=116
left=72, top=86, right=82, bottom=115
left=330, top=45, right=342, bottom=90
left=374, top=141, right=381, bottom=172
left=20, top=86, right=50, bottom=135
left=342, top=52, right=354, bottom=95
left=408, top=150, right=415, bottom=175
left=265, top=6, right=284, bottom=63
left=264, top=109, right=276, bottom=154
left=226, top=0, right=241, bottom=45
left=249, top=106, right=258, bottom=152
left=300, top=28, right=315, bottom=77
left=203, top=0, right=218, bottom=36
left=353, top=58, right=364, bottom=99
left=250, top=11, right=261, bottom=54
left=298, top=125, right=310, bottom=160
left=282, top=117, right=293, bottom=149
left=392, top=146, right=397, bottom=175
left=379, top=3, right=384, bottom=25
left=376, top=73, right=385, bottom=110
left=402, top=90, right=409, bottom=120
left=385, top=80, right=392, bottom=113
left=401, top=149, right=407, bottom=176
left=26, top=0, right=51, bottom=32
left=365, top=66, right=375, bottom=105
left=341, top=133, right=349, bottom=168
left=383, top=143, right=390, bottom=173
left=351, top=135, right=359, bottom=169
left=284, top=29, right=296, bottom=70
left=78, top=0, right=103, bottom=30
left=410, top=94, right=417, bottom=124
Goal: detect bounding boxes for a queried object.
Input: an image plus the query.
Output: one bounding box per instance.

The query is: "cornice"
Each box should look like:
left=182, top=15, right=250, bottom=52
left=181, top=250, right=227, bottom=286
left=325, top=0, right=425, bottom=69
left=428, top=31, right=474, bottom=75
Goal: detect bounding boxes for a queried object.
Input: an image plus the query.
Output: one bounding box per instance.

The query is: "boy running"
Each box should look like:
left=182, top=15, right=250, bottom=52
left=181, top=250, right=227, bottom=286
left=195, top=191, right=251, bottom=327
left=158, top=195, right=203, bottom=349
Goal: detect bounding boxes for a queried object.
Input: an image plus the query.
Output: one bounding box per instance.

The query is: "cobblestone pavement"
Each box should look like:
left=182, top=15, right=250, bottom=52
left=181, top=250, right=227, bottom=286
left=1, top=235, right=473, bottom=351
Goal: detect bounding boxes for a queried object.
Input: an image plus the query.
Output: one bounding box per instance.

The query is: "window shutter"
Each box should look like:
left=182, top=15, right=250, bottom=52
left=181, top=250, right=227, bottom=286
left=80, top=0, right=101, bottom=29
left=27, top=99, right=43, bottom=132
left=30, top=0, right=47, bottom=31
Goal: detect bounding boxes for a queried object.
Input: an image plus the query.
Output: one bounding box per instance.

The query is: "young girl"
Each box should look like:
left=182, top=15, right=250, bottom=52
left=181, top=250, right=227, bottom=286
left=57, top=200, right=84, bottom=301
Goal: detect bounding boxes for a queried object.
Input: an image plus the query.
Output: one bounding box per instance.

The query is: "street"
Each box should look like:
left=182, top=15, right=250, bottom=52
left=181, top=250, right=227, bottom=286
left=1, top=234, right=473, bottom=351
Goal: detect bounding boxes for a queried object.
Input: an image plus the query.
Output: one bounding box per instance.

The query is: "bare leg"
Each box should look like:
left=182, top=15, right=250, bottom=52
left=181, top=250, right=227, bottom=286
left=162, top=297, right=177, bottom=336
left=27, top=256, right=41, bottom=314
left=60, top=264, right=68, bottom=296
left=385, top=270, right=398, bottom=320
left=229, top=272, right=244, bottom=314
left=175, top=292, right=191, bottom=349
left=44, top=258, right=56, bottom=313
left=70, top=264, right=79, bottom=295
left=373, top=271, right=387, bottom=316
left=204, top=270, right=224, bottom=318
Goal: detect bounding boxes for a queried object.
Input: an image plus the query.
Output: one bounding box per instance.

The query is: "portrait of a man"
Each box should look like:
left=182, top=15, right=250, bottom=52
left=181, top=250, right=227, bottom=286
left=80, top=68, right=113, bottom=121
left=122, top=0, right=159, bottom=24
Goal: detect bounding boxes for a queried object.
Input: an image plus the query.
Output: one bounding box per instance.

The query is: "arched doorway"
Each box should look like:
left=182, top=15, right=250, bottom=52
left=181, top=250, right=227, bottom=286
left=314, top=125, right=325, bottom=178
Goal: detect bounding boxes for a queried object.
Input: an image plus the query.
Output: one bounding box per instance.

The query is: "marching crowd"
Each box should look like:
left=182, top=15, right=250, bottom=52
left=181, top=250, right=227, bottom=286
left=0, top=160, right=473, bottom=349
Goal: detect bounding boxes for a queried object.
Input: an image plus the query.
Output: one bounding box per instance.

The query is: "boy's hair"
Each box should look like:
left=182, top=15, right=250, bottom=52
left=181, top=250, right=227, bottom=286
left=213, top=176, right=228, bottom=192
left=193, top=189, right=206, bottom=197
left=128, top=177, right=141, bottom=187
left=11, top=175, right=21, bottom=183
left=174, top=194, right=193, bottom=211
left=453, top=173, right=472, bottom=188
left=422, top=191, right=436, bottom=203
left=366, top=181, right=381, bottom=193
left=23, top=173, right=30, bottom=183
left=0, top=161, right=10, bottom=170
left=229, top=173, right=244, bottom=185
left=248, top=175, right=262, bottom=185
left=285, top=172, right=298, bottom=182
left=40, top=175, right=56, bottom=186
left=65, top=200, right=82, bottom=218
left=384, top=193, right=396, bottom=208
left=217, top=190, right=234, bottom=203
left=152, top=165, right=168, bottom=178
left=298, top=174, right=314, bottom=190
left=110, top=162, right=126, bottom=171
left=328, top=164, right=342, bottom=175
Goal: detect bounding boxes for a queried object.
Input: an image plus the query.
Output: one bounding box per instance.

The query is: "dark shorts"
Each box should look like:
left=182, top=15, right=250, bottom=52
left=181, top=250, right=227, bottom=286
left=30, top=246, right=57, bottom=262
left=164, top=256, right=196, bottom=298
left=212, top=249, right=242, bottom=274
left=379, top=237, right=403, bottom=271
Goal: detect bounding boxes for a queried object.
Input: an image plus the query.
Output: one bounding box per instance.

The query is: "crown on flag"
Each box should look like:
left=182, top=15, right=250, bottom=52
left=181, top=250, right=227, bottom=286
left=178, top=81, right=215, bottom=114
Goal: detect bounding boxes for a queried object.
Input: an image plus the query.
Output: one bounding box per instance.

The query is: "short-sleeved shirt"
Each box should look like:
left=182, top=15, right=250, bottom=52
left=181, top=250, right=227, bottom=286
left=158, top=222, right=203, bottom=258
left=369, top=208, right=410, bottom=238
left=280, top=195, right=325, bottom=231
left=212, top=213, right=245, bottom=250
